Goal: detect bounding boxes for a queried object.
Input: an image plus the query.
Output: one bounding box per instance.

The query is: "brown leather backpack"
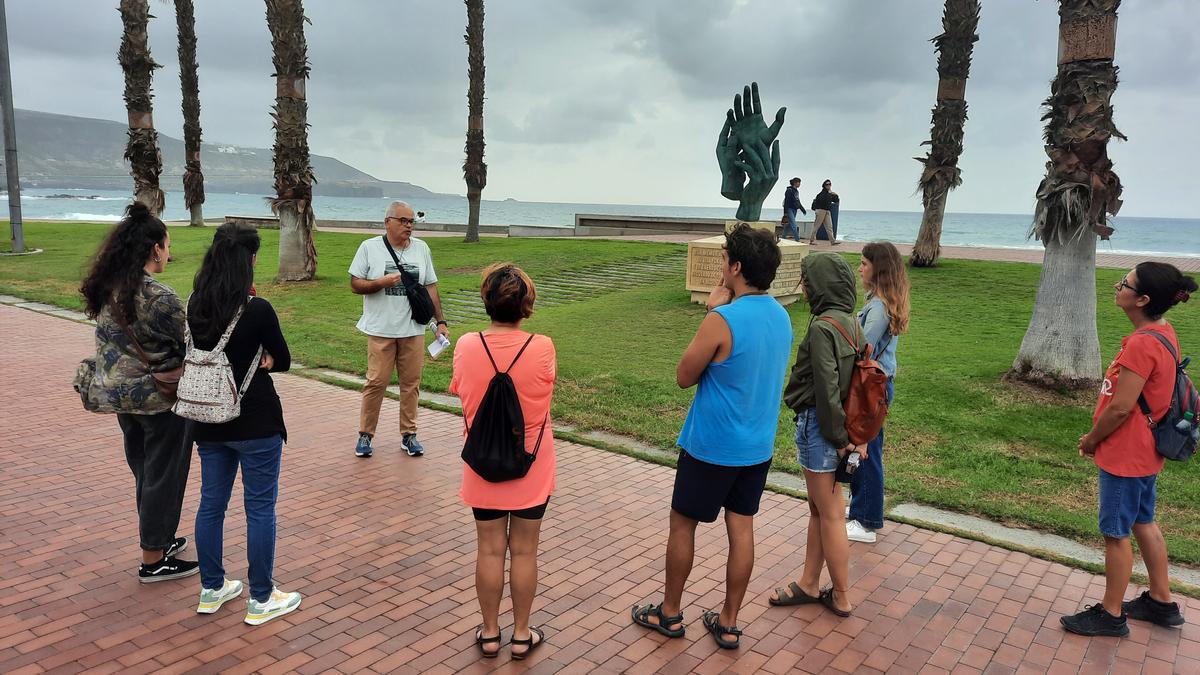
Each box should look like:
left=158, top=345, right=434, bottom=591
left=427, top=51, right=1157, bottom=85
left=818, top=317, right=890, bottom=445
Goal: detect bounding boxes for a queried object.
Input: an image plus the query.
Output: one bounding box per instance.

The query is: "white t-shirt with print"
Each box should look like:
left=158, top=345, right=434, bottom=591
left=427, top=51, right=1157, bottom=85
left=348, top=235, right=438, bottom=338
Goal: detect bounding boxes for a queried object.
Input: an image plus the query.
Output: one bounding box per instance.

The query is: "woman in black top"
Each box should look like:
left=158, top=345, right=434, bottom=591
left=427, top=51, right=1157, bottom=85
left=187, top=223, right=301, bottom=625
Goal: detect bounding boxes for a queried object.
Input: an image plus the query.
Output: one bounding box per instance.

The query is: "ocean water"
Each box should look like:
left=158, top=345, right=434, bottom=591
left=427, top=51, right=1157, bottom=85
left=4, top=187, right=1198, bottom=258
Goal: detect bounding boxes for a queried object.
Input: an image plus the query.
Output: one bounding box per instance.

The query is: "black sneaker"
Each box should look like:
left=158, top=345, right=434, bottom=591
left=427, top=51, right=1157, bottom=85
left=139, top=555, right=200, bottom=584
left=164, top=537, right=187, bottom=559
left=1060, top=603, right=1129, bottom=637
left=1123, top=591, right=1185, bottom=627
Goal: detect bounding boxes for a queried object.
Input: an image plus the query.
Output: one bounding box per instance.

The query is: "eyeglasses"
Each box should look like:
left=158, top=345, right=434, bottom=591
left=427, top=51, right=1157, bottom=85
left=1117, top=278, right=1140, bottom=294
left=386, top=216, right=415, bottom=226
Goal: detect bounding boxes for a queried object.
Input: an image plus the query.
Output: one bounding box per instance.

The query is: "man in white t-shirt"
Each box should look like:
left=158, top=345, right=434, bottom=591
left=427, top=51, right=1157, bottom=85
left=348, top=201, right=449, bottom=459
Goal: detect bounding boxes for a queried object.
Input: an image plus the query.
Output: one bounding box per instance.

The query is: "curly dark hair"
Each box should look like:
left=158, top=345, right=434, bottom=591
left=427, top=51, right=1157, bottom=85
left=188, top=223, right=261, bottom=345
left=723, top=223, right=781, bottom=291
left=80, top=203, right=168, bottom=321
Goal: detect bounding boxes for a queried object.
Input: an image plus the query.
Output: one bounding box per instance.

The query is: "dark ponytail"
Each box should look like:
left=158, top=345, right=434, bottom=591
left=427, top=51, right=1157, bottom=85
left=1134, top=261, right=1198, bottom=319
left=188, top=222, right=261, bottom=345
left=80, top=202, right=168, bottom=320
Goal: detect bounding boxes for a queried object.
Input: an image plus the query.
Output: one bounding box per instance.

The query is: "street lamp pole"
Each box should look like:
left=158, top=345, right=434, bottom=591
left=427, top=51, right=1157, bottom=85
left=0, top=0, right=25, bottom=253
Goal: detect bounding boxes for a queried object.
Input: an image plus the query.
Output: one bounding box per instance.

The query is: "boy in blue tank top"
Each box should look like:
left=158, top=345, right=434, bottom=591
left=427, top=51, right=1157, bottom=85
left=632, top=224, right=793, bottom=650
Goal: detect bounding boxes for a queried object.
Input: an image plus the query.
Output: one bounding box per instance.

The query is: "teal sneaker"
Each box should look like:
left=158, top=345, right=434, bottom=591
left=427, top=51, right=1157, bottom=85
left=196, top=578, right=244, bottom=614
left=244, top=587, right=302, bottom=626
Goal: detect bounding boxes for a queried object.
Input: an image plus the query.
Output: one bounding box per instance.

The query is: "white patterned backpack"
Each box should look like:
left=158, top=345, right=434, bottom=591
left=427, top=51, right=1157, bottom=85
left=173, top=301, right=263, bottom=424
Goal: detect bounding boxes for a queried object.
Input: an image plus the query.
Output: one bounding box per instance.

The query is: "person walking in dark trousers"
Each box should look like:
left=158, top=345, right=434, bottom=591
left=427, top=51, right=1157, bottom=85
left=782, top=177, right=807, bottom=242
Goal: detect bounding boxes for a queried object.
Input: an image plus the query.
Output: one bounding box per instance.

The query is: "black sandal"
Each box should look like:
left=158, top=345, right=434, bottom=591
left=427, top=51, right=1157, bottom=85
left=510, top=626, right=544, bottom=660
left=701, top=610, right=742, bottom=649
left=474, top=626, right=501, bottom=658
left=769, top=581, right=822, bottom=607
left=819, top=588, right=852, bottom=617
left=631, top=602, right=685, bottom=638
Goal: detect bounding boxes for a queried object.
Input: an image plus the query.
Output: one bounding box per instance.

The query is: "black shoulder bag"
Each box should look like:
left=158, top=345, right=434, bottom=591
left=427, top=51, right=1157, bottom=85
left=381, top=235, right=437, bottom=325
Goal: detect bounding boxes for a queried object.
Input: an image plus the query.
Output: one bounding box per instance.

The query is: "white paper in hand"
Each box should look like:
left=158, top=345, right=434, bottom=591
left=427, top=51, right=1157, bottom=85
left=427, top=334, right=451, bottom=358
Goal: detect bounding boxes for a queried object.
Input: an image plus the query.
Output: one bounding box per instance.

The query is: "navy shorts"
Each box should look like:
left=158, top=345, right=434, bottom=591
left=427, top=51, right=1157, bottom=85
left=1098, top=469, right=1156, bottom=538
left=671, top=450, right=772, bottom=523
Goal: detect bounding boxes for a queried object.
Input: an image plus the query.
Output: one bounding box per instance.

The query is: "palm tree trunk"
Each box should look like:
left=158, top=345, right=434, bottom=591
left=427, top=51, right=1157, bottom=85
left=265, top=0, right=317, bottom=280
left=462, top=0, right=486, bottom=244
left=175, top=0, right=204, bottom=226
left=118, top=0, right=165, bottom=216
left=1011, top=233, right=1100, bottom=388
left=1011, top=0, right=1124, bottom=389
left=911, top=0, right=979, bottom=268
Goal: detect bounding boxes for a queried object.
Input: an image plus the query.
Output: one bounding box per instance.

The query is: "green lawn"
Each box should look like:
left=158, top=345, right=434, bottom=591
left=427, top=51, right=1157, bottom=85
left=5, top=221, right=1200, bottom=565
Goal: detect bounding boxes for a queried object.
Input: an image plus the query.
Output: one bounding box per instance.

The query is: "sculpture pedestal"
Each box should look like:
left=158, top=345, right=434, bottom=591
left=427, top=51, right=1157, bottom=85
left=685, top=235, right=808, bottom=306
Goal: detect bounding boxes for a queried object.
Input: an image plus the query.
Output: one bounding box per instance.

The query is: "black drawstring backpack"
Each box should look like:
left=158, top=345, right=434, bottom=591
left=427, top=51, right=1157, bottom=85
left=461, top=333, right=548, bottom=482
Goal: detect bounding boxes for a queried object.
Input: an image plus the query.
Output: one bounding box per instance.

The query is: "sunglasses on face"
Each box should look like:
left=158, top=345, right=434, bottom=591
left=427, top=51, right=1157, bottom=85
left=386, top=216, right=415, bottom=226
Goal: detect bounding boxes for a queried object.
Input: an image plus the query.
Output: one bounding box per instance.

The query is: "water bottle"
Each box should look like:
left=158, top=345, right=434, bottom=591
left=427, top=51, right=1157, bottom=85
left=846, top=451, right=862, bottom=474
left=1175, top=411, right=1195, bottom=434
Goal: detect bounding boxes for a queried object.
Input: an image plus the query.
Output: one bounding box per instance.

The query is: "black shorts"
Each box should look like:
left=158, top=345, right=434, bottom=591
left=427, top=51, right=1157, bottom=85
left=472, top=498, right=550, bottom=522
left=671, top=450, right=772, bottom=523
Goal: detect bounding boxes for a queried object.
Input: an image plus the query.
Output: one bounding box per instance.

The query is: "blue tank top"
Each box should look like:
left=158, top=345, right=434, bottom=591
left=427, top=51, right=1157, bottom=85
left=677, top=294, right=794, bottom=466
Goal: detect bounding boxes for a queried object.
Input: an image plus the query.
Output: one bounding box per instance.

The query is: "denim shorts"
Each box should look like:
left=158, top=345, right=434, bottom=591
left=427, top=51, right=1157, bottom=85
left=795, top=407, right=840, bottom=473
left=1098, top=468, right=1157, bottom=538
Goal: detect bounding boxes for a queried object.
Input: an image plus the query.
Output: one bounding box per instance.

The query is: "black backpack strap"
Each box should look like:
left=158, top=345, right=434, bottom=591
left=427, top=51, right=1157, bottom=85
left=1135, top=329, right=1180, bottom=418
left=504, top=335, right=537, bottom=374
left=477, top=332, right=501, bottom=374
left=528, top=414, right=549, bottom=461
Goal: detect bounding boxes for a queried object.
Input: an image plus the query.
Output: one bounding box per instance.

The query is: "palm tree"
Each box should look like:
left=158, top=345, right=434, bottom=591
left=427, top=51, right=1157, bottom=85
left=462, top=0, right=486, bottom=244
left=1011, top=0, right=1125, bottom=388
left=911, top=0, right=980, bottom=268
left=118, top=0, right=165, bottom=216
left=173, top=0, right=204, bottom=226
left=265, top=0, right=317, bottom=281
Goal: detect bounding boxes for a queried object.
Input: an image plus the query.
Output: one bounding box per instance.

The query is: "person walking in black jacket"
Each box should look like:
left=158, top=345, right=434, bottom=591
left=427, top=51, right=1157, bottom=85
left=809, top=179, right=840, bottom=245
left=187, top=223, right=301, bottom=625
left=782, top=178, right=806, bottom=242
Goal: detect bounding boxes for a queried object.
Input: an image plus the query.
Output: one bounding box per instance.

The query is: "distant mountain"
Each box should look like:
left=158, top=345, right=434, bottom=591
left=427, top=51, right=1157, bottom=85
left=5, top=109, right=446, bottom=199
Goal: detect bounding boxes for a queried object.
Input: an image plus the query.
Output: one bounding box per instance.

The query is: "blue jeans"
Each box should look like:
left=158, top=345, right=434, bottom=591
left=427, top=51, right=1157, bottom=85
left=783, top=208, right=801, bottom=241
left=849, top=380, right=894, bottom=529
left=195, top=435, right=283, bottom=602
left=1098, top=468, right=1157, bottom=538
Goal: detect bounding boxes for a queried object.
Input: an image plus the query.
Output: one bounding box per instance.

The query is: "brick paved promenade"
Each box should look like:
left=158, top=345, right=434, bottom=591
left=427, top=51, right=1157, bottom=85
left=1, top=303, right=1198, bottom=674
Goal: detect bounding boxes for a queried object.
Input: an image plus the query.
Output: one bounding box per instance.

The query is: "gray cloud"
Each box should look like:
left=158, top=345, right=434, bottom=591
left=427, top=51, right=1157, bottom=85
left=5, top=0, right=1197, bottom=217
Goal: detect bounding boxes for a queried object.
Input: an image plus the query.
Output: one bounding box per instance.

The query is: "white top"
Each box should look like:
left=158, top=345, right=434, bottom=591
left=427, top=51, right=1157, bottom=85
left=348, top=235, right=439, bottom=338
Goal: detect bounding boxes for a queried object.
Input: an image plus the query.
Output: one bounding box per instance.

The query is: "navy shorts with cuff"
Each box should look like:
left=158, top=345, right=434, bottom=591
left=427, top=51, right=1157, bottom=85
left=671, top=450, right=772, bottom=523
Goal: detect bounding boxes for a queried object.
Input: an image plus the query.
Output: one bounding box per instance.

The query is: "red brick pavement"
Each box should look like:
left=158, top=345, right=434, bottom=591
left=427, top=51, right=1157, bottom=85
left=2, top=302, right=1198, bottom=674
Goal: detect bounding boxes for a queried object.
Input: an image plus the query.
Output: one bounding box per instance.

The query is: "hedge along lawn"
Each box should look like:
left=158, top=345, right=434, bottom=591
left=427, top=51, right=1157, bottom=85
left=4, top=221, right=1200, bottom=564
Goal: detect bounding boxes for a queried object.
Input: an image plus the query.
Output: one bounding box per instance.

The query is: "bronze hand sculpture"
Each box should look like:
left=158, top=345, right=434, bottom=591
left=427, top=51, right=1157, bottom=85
left=716, top=82, right=785, bottom=222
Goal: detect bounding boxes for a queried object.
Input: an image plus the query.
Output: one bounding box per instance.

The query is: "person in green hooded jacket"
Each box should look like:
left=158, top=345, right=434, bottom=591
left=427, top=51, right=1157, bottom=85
left=768, top=252, right=866, bottom=617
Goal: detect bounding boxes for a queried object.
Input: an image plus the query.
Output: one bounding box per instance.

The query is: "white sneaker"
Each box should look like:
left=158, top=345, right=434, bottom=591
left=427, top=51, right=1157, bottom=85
left=197, top=578, right=243, bottom=614
left=846, top=520, right=877, bottom=543
left=244, top=587, right=302, bottom=626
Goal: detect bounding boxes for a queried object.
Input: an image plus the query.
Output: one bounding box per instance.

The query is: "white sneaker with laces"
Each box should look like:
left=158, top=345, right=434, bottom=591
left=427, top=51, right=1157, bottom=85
left=197, top=578, right=244, bottom=614
left=244, top=587, right=302, bottom=625
left=846, top=520, right=877, bottom=543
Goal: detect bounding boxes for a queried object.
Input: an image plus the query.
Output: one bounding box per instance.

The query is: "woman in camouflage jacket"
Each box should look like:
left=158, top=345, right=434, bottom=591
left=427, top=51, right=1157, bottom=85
left=79, top=203, right=199, bottom=583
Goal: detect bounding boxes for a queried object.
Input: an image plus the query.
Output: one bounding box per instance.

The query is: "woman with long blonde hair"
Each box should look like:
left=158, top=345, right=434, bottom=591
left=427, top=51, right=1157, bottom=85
left=846, top=241, right=910, bottom=544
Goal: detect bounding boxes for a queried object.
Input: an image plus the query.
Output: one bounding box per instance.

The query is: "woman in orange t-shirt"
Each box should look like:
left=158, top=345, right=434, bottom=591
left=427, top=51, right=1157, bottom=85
left=1061, top=262, right=1195, bottom=638
left=450, top=264, right=556, bottom=660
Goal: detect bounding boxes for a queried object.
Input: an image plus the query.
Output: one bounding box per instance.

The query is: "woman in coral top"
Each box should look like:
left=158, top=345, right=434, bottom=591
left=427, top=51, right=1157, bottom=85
left=1061, top=262, right=1195, bottom=638
left=450, top=264, right=556, bottom=660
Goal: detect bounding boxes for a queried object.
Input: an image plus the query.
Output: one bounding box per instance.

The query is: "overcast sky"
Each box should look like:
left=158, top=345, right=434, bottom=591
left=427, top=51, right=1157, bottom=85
left=6, top=0, right=1198, bottom=218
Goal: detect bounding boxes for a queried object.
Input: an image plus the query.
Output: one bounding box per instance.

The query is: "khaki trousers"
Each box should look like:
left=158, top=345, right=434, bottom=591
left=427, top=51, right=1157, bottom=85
left=810, top=209, right=833, bottom=241
left=359, top=335, right=425, bottom=437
